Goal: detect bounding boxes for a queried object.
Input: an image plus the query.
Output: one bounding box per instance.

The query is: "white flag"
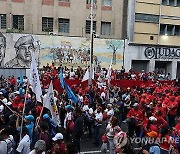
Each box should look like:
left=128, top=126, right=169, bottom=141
left=29, top=54, right=42, bottom=102
left=43, top=81, right=60, bottom=125
left=82, top=68, right=95, bottom=82
left=106, top=61, right=112, bottom=85
left=82, top=69, right=90, bottom=82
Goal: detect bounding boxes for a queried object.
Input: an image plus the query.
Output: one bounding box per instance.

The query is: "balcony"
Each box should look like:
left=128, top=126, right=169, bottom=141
left=86, top=4, right=97, bottom=9
left=42, top=0, right=54, bottom=5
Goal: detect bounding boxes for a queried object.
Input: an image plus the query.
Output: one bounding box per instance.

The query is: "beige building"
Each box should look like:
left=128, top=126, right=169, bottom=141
left=126, top=0, right=180, bottom=79
left=0, top=0, right=128, bottom=39
left=128, top=0, right=180, bottom=46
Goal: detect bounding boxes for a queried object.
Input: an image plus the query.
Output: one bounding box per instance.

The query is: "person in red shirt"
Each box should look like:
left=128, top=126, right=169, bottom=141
left=167, top=96, right=178, bottom=127
left=51, top=133, right=67, bottom=154
left=158, top=126, right=177, bottom=154
left=9, top=75, right=16, bottom=91
left=154, top=110, right=167, bottom=131
left=127, top=103, right=143, bottom=137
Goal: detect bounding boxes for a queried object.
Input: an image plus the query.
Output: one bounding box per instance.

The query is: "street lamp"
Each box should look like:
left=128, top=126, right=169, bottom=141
left=88, top=0, right=94, bottom=85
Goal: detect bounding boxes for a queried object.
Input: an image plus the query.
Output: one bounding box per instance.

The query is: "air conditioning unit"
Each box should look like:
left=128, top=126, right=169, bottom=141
left=49, top=32, right=57, bottom=36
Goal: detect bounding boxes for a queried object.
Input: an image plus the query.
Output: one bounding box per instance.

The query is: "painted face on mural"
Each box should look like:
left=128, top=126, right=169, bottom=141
left=18, top=44, right=33, bottom=62
left=0, top=37, right=5, bottom=64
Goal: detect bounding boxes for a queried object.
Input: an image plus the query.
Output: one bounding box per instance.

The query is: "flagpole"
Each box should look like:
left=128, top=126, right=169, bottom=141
left=20, top=84, right=28, bottom=140
left=89, top=0, right=94, bottom=85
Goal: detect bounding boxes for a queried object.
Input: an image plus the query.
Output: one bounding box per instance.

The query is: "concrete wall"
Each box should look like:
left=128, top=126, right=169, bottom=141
left=0, top=33, right=124, bottom=69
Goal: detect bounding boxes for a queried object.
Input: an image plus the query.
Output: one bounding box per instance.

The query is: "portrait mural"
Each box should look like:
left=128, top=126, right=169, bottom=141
left=2, top=33, right=124, bottom=69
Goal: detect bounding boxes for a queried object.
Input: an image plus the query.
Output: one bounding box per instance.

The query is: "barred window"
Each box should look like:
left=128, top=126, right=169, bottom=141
left=135, top=13, right=159, bottom=23
left=13, top=15, right=24, bottom=30
left=42, top=17, right=53, bottom=32
left=58, top=18, right=70, bottom=33
left=102, top=0, right=112, bottom=6
left=101, top=22, right=111, bottom=35
left=86, top=0, right=97, bottom=4
left=86, top=20, right=96, bottom=34
left=0, top=14, right=6, bottom=29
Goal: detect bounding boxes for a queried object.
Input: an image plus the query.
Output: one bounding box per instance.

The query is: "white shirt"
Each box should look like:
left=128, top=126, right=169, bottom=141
left=95, top=112, right=103, bottom=126
left=0, top=135, right=14, bottom=154
left=64, top=112, right=73, bottom=129
left=16, top=134, right=30, bottom=154
left=0, top=105, right=4, bottom=113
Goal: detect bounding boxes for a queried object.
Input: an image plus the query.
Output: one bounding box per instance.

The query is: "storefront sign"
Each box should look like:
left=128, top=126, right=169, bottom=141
left=144, top=47, right=180, bottom=59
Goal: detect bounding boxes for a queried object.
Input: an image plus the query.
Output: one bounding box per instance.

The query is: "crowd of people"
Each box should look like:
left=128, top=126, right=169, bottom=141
left=0, top=64, right=179, bottom=154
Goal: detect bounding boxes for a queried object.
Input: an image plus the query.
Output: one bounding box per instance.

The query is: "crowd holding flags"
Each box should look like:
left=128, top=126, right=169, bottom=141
left=60, top=68, right=78, bottom=104
left=43, top=81, right=60, bottom=125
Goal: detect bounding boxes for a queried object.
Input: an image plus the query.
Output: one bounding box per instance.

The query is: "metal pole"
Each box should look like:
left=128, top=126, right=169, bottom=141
left=89, top=0, right=93, bottom=85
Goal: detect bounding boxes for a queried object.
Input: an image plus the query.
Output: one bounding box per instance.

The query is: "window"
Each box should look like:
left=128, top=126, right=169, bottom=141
left=101, top=22, right=111, bottom=35
left=175, top=25, right=180, bottom=36
left=13, top=15, right=24, bottom=30
left=42, top=17, right=53, bottom=32
left=162, top=0, right=180, bottom=6
left=86, top=0, right=97, bottom=4
left=86, top=20, right=96, bottom=34
left=59, top=0, right=70, bottom=2
left=58, top=18, right=69, bottom=33
left=135, top=13, right=159, bottom=23
left=102, top=0, right=112, bottom=6
left=0, top=14, right=6, bottom=29
left=160, top=24, right=180, bottom=36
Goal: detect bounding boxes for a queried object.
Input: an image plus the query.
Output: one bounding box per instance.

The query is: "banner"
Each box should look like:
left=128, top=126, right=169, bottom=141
left=29, top=54, right=42, bottom=102
left=43, top=81, right=60, bottom=125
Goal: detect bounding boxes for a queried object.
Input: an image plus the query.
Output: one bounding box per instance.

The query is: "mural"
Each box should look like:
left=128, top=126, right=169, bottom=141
left=2, top=33, right=124, bottom=69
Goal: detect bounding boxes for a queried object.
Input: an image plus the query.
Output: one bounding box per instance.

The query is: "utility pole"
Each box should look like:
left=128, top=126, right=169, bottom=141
left=89, top=0, right=94, bottom=85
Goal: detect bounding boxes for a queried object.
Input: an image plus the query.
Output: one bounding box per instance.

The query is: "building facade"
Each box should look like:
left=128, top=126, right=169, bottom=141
left=0, top=0, right=127, bottom=39
left=126, top=0, right=180, bottom=79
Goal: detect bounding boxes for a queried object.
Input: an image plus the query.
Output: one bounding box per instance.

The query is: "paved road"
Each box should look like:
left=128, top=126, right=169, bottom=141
left=80, top=122, right=128, bottom=154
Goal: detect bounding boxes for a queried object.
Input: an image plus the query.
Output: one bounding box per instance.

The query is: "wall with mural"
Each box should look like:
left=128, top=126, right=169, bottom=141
left=0, top=33, right=124, bottom=69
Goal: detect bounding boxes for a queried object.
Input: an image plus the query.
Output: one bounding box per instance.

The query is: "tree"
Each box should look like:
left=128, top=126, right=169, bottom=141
left=106, top=40, right=124, bottom=65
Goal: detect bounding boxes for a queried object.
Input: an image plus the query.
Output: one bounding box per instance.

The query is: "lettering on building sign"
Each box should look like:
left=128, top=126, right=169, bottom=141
left=144, top=47, right=180, bottom=59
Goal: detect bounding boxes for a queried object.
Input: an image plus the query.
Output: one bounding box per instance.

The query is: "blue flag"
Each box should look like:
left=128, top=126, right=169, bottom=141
left=59, top=69, right=78, bottom=104
left=20, top=71, right=23, bottom=85
left=59, top=69, right=65, bottom=89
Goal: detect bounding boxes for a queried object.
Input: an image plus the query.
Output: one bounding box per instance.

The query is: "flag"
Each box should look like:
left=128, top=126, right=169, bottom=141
left=29, top=54, right=42, bottom=102
left=60, top=69, right=78, bottom=104
left=20, top=71, right=23, bottom=85
left=59, top=68, right=65, bottom=89
left=43, top=81, right=60, bottom=125
left=82, top=68, right=94, bottom=82
left=82, top=69, right=89, bottom=82
left=106, top=60, right=112, bottom=85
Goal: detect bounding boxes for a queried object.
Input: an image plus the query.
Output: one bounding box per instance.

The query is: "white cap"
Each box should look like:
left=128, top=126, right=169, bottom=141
left=52, top=133, right=63, bottom=141
left=14, top=91, right=20, bottom=95
left=133, top=103, right=139, bottom=107
left=6, top=102, right=12, bottom=106
left=149, top=116, right=157, bottom=121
